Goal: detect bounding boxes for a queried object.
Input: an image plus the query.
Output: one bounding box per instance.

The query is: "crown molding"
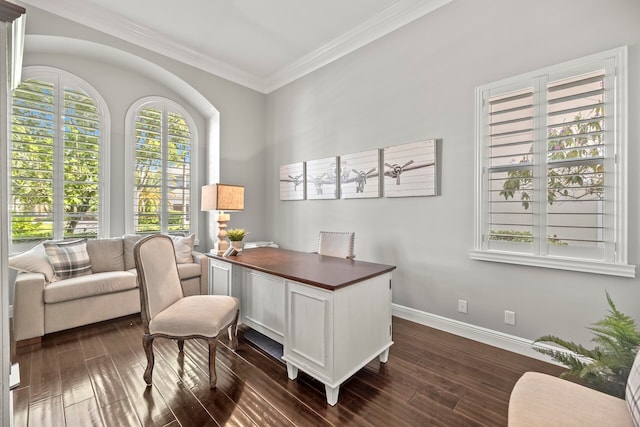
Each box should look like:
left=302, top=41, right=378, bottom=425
left=18, top=0, right=451, bottom=94
left=17, top=0, right=267, bottom=92
left=265, top=0, right=452, bottom=92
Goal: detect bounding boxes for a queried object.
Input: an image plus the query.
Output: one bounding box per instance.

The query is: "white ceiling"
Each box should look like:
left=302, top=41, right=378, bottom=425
left=17, top=0, right=451, bottom=93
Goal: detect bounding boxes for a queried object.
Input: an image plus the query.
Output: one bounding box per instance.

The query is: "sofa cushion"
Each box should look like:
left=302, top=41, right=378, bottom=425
left=44, top=271, right=138, bottom=304
left=44, top=239, right=92, bottom=281
left=177, top=263, right=201, bottom=280
left=626, top=350, right=640, bottom=427
left=87, top=238, right=125, bottom=273
left=8, top=243, right=55, bottom=283
left=123, top=234, right=142, bottom=270
left=172, top=234, right=195, bottom=264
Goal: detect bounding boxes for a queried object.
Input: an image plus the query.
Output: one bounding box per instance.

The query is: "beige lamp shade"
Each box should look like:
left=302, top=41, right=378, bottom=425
left=201, top=184, right=244, bottom=211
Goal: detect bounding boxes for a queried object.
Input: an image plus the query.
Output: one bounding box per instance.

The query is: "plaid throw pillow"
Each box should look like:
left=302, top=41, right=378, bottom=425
left=44, top=239, right=92, bottom=281
left=627, top=349, right=640, bottom=427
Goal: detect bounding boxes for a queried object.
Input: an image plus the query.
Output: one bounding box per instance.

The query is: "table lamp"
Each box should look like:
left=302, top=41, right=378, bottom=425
left=201, top=183, right=244, bottom=255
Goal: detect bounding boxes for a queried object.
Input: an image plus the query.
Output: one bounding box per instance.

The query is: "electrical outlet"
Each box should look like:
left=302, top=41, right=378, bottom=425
left=458, top=299, right=468, bottom=314
left=505, top=310, right=516, bottom=325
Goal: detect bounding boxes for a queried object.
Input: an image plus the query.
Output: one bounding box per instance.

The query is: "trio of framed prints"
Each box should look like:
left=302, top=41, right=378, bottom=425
left=279, top=139, right=438, bottom=201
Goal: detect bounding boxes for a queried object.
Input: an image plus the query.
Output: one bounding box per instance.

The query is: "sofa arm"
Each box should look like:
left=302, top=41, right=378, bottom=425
left=193, top=251, right=209, bottom=295
left=13, top=272, right=46, bottom=342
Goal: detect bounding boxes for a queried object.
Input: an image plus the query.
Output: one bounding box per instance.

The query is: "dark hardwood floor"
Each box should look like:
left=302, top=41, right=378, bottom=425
left=11, top=315, right=564, bottom=426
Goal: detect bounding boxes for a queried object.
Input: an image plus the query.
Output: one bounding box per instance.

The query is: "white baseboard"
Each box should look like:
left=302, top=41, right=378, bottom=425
left=392, top=303, right=563, bottom=365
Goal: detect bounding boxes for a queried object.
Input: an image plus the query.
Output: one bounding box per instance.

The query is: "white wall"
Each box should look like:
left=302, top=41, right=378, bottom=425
left=264, top=0, right=640, bottom=346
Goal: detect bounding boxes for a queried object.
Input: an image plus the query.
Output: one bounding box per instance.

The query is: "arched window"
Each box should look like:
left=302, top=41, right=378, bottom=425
left=125, top=98, right=197, bottom=236
left=10, top=67, right=110, bottom=246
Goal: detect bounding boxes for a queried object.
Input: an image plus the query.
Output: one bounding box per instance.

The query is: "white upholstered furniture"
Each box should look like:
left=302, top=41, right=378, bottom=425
left=508, top=348, right=640, bottom=426
left=317, top=231, right=355, bottom=259
left=10, top=235, right=208, bottom=342
left=134, top=234, right=239, bottom=388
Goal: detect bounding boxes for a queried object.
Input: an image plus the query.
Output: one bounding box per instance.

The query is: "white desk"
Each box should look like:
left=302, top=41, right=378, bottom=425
left=206, top=247, right=395, bottom=405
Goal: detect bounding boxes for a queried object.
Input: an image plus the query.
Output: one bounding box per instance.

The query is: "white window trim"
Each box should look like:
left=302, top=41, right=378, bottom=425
left=11, top=66, right=111, bottom=250
left=471, top=47, right=634, bottom=278
left=124, top=96, right=199, bottom=240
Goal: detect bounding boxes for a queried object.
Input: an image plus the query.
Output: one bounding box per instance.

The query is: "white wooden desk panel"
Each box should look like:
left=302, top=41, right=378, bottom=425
left=206, top=248, right=395, bottom=405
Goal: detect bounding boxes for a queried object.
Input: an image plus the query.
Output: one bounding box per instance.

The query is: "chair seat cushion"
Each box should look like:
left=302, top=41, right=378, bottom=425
left=44, top=271, right=138, bottom=304
left=149, top=295, right=239, bottom=338
left=509, top=371, right=634, bottom=426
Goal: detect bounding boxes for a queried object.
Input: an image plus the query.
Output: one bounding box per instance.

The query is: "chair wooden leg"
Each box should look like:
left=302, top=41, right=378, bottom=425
left=143, top=334, right=154, bottom=386
left=228, top=310, right=239, bottom=350
left=177, top=339, right=184, bottom=352
left=208, top=339, right=218, bottom=389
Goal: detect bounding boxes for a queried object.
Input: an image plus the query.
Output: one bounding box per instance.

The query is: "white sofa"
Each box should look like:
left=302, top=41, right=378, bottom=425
left=10, top=235, right=208, bottom=343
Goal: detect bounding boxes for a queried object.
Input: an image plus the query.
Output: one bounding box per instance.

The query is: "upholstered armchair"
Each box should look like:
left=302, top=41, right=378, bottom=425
left=134, top=234, right=240, bottom=388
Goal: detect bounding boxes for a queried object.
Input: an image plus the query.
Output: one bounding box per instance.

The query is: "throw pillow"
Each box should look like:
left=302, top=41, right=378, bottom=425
left=123, top=234, right=142, bottom=270
left=87, top=238, right=125, bottom=273
left=8, top=243, right=55, bottom=283
left=171, top=234, right=195, bottom=264
left=627, top=349, right=640, bottom=427
left=44, top=239, right=92, bottom=281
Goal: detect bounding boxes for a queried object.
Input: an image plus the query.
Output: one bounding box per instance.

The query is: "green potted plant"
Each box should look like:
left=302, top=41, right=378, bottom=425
left=533, top=292, right=640, bottom=398
left=227, top=228, right=249, bottom=250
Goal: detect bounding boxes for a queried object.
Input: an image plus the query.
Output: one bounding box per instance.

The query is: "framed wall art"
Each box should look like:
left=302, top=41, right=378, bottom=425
left=339, top=149, right=381, bottom=199
left=279, top=162, right=306, bottom=200
left=383, top=139, right=437, bottom=197
left=306, top=156, right=338, bottom=200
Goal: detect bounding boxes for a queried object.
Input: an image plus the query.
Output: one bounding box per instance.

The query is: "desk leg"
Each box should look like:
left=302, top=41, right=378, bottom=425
left=325, top=385, right=340, bottom=406
left=379, top=348, right=390, bottom=363
left=286, top=363, right=298, bottom=380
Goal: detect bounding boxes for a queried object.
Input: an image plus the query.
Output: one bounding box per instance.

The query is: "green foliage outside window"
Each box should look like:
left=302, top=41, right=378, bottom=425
left=10, top=79, right=101, bottom=243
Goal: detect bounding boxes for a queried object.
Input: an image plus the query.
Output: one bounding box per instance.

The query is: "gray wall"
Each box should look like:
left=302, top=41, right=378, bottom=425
left=20, top=5, right=268, bottom=246
left=7, top=5, right=268, bottom=303
left=11, top=1, right=640, bottom=348
left=264, top=0, right=640, bottom=345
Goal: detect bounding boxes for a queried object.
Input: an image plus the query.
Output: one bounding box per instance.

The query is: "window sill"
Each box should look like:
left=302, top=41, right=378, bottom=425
left=469, top=250, right=636, bottom=278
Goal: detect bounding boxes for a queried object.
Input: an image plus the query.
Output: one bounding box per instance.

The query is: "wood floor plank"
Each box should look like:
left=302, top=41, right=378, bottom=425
left=151, top=359, right=218, bottom=427
left=63, top=397, right=105, bottom=427
left=228, top=335, right=373, bottom=427
left=28, top=395, right=64, bottom=427
left=12, top=314, right=567, bottom=427
left=99, top=397, right=143, bottom=427
left=58, top=348, right=95, bottom=407
left=12, top=386, right=29, bottom=427
left=213, top=342, right=333, bottom=427
left=28, top=341, right=61, bottom=402
left=104, top=323, right=177, bottom=427
left=86, top=354, right=129, bottom=408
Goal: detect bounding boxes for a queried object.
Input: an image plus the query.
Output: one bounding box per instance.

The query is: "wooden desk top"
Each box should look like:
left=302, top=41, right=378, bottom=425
left=206, top=247, right=396, bottom=291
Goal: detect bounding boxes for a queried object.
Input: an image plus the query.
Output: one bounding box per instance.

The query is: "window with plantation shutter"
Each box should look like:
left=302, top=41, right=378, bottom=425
left=472, top=47, right=634, bottom=277
left=128, top=99, right=194, bottom=236
left=10, top=67, right=109, bottom=247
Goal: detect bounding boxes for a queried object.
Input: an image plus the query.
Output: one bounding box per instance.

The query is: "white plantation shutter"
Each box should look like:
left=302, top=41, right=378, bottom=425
left=133, top=104, right=192, bottom=235
left=10, top=71, right=104, bottom=244
left=473, top=47, right=633, bottom=277
left=63, top=86, right=100, bottom=237
left=545, top=71, right=609, bottom=259
left=11, top=79, right=55, bottom=241
left=486, top=88, right=535, bottom=252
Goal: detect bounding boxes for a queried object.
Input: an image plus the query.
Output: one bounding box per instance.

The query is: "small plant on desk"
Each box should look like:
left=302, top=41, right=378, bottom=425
left=227, top=228, right=249, bottom=241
